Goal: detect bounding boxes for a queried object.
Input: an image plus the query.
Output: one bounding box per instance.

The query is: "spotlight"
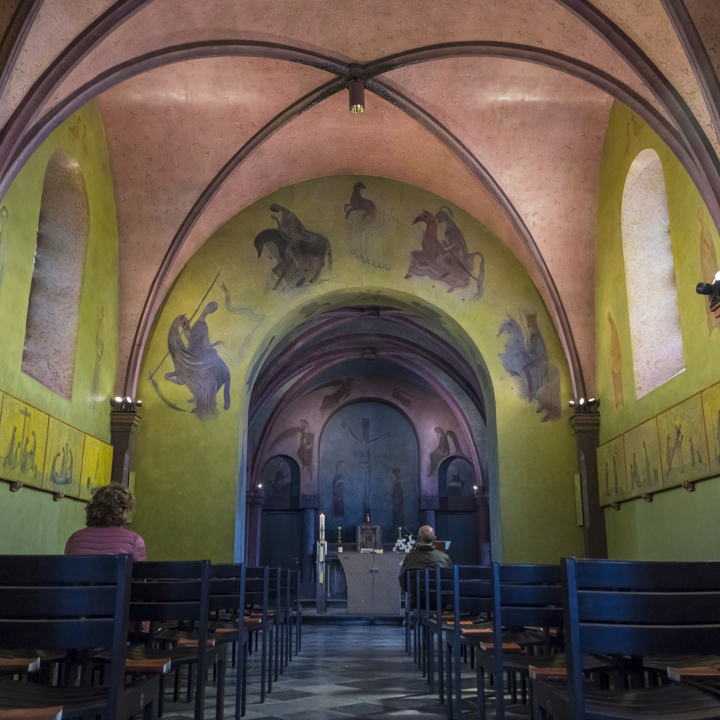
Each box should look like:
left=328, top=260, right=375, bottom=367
left=258, top=483, right=263, bottom=489
left=348, top=79, right=365, bottom=114
left=125, top=396, right=132, bottom=403
left=473, top=485, right=478, bottom=491
left=136, top=400, right=142, bottom=408
left=568, top=400, right=575, bottom=408
left=570, top=397, right=599, bottom=413
left=579, top=398, right=585, bottom=406
left=114, top=396, right=122, bottom=404
left=697, top=270, right=720, bottom=314
left=110, top=396, right=142, bottom=413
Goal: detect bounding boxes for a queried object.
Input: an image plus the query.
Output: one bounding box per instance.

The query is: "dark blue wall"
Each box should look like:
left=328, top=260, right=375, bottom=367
left=319, top=401, right=419, bottom=543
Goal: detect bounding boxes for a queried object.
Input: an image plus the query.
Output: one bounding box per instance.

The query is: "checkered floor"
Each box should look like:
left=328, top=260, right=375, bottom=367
left=162, top=623, right=528, bottom=719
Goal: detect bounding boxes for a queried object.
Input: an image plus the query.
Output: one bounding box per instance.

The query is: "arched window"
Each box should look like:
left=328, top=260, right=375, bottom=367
left=621, top=149, right=684, bottom=398
left=22, top=150, right=89, bottom=399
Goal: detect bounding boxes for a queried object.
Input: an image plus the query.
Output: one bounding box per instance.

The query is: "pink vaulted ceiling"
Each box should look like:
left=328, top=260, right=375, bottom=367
left=685, top=0, right=720, bottom=97
left=95, top=57, right=333, bottom=387
left=45, top=0, right=664, bottom=123
left=0, top=0, right=116, bottom=128
left=590, top=0, right=720, bottom=155
left=384, top=58, right=612, bottom=391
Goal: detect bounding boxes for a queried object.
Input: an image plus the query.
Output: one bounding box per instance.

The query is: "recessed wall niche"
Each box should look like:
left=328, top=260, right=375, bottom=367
left=22, top=150, right=89, bottom=399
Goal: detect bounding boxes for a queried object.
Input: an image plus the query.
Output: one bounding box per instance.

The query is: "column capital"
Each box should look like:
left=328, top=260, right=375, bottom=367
left=570, top=412, right=600, bottom=434
left=110, top=411, right=142, bottom=434
left=246, top=490, right=268, bottom=507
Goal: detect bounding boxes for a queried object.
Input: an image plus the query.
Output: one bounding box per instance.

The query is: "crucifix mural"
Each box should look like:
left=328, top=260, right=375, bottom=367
left=341, top=418, right=391, bottom=519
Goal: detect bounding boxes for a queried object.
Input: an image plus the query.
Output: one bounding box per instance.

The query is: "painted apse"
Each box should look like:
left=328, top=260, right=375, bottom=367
left=596, top=102, right=720, bottom=560
left=132, top=175, right=582, bottom=564
left=0, top=101, right=118, bottom=553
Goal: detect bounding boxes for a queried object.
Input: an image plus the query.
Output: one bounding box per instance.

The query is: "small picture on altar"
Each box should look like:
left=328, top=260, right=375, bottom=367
left=357, top=524, right=382, bottom=550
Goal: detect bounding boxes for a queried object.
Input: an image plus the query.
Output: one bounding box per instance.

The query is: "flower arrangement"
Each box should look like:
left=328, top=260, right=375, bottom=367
left=393, top=533, right=416, bottom=553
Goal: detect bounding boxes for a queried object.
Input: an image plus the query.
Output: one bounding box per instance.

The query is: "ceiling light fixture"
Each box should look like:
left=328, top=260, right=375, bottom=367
left=348, top=79, right=365, bottom=114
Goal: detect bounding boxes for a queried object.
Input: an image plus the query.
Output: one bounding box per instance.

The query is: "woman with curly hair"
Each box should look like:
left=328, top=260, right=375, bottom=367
left=65, top=484, right=146, bottom=560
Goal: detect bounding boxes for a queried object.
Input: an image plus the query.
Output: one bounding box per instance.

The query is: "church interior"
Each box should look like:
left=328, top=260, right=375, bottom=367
left=2, top=0, right=720, bottom=718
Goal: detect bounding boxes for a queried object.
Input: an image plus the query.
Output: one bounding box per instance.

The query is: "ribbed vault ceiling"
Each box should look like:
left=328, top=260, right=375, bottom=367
left=1, top=0, right=720, bottom=400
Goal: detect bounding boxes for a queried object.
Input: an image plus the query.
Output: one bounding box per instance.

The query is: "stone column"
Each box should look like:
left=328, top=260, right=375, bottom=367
left=110, top=412, right=141, bottom=487
left=245, top=490, right=267, bottom=567
left=420, top=495, right=439, bottom=533
left=474, top=491, right=492, bottom=565
left=570, top=412, right=607, bottom=558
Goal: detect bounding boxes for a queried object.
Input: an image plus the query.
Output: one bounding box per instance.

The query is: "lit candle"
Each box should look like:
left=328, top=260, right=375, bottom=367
left=319, top=513, right=325, bottom=532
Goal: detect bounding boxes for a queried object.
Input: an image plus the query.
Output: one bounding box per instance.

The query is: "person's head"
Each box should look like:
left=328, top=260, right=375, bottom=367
left=86, top=484, right=135, bottom=528
left=417, top=525, right=436, bottom=546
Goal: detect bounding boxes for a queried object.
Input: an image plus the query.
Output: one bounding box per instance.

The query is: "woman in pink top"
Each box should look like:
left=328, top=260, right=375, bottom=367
left=65, top=484, right=146, bottom=560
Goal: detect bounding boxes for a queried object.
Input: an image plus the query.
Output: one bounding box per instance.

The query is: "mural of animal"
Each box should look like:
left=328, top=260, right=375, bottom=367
left=406, top=209, right=484, bottom=298
left=165, top=306, right=231, bottom=420
left=435, top=206, right=485, bottom=298
left=254, top=205, right=332, bottom=290
left=344, top=182, right=375, bottom=218
left=498, top=314, right=560, bottom=422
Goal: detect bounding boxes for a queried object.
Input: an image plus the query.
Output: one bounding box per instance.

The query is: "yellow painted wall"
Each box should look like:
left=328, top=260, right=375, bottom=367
left=0, top=101, right=119, bottom=553
left=596, top=101, right=720, bottom=558
left=132, top=176, right=583, bottom=564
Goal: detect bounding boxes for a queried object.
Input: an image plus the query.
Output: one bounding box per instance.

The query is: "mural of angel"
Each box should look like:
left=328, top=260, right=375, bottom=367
left=271, top=419, right=314, bottom=475
left=391, top=388, right=415, bottom=408
left=405, top=209, right=484, bottom=298
left=254, top=204, right=332, bottom=290
left=165, top=301, right=231, bottom=420
left=427, top=427, right=465, bottom=477
left=316, top=378, right=354, bottom=411
left=498, top=313, right=561, bottom=422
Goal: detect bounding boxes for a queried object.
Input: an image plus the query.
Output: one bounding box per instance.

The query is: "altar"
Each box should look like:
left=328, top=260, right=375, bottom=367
left=337, top=552, right=403, bottom=616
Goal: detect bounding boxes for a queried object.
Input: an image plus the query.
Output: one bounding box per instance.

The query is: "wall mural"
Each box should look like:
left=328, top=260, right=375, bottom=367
left=438, top=456, right=476, bottom=497
left=270, top=419, right=314, bottom=476
left=344, top=181, right=393, bottom=270
left=151, top=271, right=264, bottom=420
left=392, top=387, right=414, bottom=408
left=498, top=313, right=561, bottom=422
left=607, top=310, right=625, bottom=410
left=658, top=395, right=708, bottom=488
left=342, top=418, right=391, bottom=517
left=80, top=434, right=113, bottom=500
left=406, top=209, right=484, bottom=298
left=624, top=418, right=662, bottom=498
left=254, top=204, right=332, bottom=291
left=91, top=306, right=105, bottom=405
left=319, top=401, right=419, bottom=542
left=0, top=394, right=47, bottom=486
left=261, top=455, right=300, bottom=496
left=597, top=435, right=627, bottom=506
left=703, top=384, right=720, bottom=477
left=699, top=207, right=720, bottom=336
left=428, top=427, right=464, bottom=477
left=315, top=378, right=354, bottom=411
left=43, top=418, right=84, bottom=496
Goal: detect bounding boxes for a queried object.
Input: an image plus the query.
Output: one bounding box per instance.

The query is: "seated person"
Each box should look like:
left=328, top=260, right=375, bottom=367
left=399, top=525, right=452, bottom=607
left=65, top=484, right=146, bottom=560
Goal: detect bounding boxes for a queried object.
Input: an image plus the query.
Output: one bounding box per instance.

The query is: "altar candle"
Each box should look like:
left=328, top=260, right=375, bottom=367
left=319, top=513, right=325, bottom=532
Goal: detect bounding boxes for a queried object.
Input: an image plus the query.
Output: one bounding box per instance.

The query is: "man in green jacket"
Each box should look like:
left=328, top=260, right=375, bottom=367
left=399, top=525, right=453, bottom=605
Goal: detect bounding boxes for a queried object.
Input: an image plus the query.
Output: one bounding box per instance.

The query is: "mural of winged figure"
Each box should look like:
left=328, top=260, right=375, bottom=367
left=315, top=378, right=354, bottom=411
left=498, top=313, right=560, bottom=422
left=271, top=419, right=314, bottom=475
left=254, top=204, right=332, bottom=290
left=427, top=427, right=466, bottom=477
left=165, top=301, right=231, bottom=421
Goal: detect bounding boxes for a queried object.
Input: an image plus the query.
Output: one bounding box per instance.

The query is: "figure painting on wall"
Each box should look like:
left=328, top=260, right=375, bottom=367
left=344, top=181, right=393, bottom=270
left=702, top=383, right=720, bottom=476
left=271, top=419, right=314, bottom=476
left=315, top=378, right=354, bottom=411
left=406, top=210, right=484, bottom=298
left=428, top=427, right=465, bottom=477
left=342, top=418, right=391, bottom=517
left=43, top=419, right=84, bottom=497
left=698, top=207, right=720, bottom=335
left=0, top=396, right=47, bottom=486
left=608, top=311, right=624, bottom=409
left=254, top=204, right=332, bottom=291
left=391, top=467, right=404, bottom=529
left=596, top=436, right=626, bottom=505
left=219, top=280, right=264, bottom=362
left=332, top=460, right=345, bottom=516
left=164, top=301, right=231, bottom=420
left=498, top=313, right=561, bottom=422
left=658, top=395, right=709, bottom=488
left=391, top=388, right=415, bottom=408
left=91, top=307, right=105, bottom=405
left=623, top=418, right=662, bottom=498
